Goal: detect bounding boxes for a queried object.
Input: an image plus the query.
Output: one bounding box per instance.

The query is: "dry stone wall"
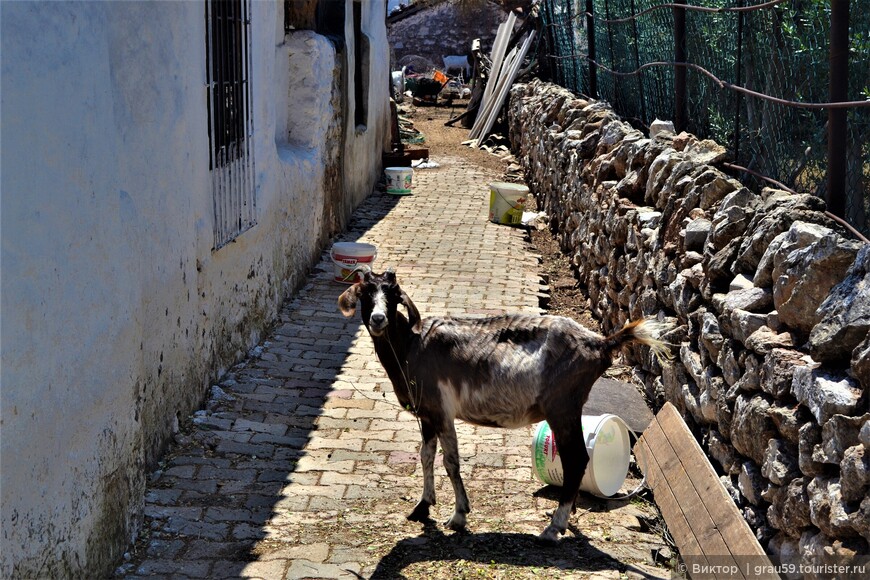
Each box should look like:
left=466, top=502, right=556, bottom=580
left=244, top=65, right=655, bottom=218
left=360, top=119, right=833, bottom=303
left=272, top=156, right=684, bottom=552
left=508, top=79, right=870, bottom=566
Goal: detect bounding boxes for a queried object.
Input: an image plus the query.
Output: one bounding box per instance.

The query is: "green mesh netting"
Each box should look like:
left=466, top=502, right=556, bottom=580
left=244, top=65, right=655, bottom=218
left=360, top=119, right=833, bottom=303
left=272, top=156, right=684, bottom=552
left=540, top=0, right=870, bottom=236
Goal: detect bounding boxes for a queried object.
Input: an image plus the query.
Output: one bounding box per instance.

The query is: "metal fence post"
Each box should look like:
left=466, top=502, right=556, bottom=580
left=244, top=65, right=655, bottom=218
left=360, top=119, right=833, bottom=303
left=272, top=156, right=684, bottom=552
left=826, top=0, right=850, bottom=218
left=630, top=0, right=646, bottom=123
left=586, top=0, right=597, bottom=99
left=734, top=0, right=744, bottom=164
left=673, top=0, right=687, bottom=132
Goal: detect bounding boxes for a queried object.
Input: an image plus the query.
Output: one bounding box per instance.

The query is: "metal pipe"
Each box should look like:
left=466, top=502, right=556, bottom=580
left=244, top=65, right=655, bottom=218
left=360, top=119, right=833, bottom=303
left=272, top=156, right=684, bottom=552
left=722, top=162, right=868, bottom=244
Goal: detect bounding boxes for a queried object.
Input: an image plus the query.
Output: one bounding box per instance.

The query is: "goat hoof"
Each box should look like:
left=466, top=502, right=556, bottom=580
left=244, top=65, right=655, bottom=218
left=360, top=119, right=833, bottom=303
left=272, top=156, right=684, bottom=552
left=537, top=525, right=562, bottom=545
left=407, top=502, right=432, bottom=522
left=444, top=512, right=467, bottom=531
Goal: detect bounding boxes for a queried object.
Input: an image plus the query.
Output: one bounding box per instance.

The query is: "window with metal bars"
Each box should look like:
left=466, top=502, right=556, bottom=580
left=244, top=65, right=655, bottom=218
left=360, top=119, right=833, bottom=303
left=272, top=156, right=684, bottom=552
left=205, top=0, right=256, bottom=250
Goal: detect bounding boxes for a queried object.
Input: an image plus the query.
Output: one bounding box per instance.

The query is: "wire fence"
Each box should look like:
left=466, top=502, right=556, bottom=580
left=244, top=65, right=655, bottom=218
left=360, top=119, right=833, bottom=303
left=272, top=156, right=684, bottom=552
left=539, top=0, right=870, bottom=237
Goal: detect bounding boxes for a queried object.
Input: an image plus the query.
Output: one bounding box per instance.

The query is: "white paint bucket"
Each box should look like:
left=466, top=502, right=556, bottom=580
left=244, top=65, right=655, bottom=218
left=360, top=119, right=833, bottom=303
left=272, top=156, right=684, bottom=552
left=531, top=414, right=631, bottom=497
left=330, top=242, right=377, bottom=284
left=489, top=182, right=528, bottom=225
left=385, top=167, right=413, bottom=195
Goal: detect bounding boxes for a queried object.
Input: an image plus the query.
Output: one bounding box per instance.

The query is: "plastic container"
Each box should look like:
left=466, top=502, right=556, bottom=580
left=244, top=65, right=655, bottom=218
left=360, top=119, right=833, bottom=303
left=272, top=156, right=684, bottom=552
left=385, top=167, right=413, bottom=195
left=330, top=242, right=377, bottom=284
left=531, top=414, right=632, bottom=497
left=489, top=182, right=528, bottom=225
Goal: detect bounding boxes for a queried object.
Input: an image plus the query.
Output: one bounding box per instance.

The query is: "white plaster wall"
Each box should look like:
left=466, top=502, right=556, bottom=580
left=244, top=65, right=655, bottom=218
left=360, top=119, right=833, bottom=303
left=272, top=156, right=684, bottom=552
left=344, top=0, right=392, bottom=212
left=0, top=0, right=388, bottom=576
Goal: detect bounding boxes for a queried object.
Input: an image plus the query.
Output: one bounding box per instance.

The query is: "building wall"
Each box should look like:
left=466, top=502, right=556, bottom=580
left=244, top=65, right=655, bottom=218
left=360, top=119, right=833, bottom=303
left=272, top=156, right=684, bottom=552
left=387, top=0, right=507, bottom=73
left=343, top=0, right=393, bottom=218
left=0, top=1, right=388, bottom=577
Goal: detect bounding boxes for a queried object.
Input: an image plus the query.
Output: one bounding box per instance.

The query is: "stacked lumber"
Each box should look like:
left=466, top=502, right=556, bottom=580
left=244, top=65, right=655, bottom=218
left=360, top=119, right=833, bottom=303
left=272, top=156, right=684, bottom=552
left=468, top=12, right=535, bottom=145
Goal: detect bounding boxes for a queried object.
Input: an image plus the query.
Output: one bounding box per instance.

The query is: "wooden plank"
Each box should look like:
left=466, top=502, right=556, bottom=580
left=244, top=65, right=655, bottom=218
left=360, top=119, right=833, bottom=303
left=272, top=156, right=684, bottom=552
left=476, top=31, right=536, bottom=144
left=635, top=437, right=710, bottom=567
left=655, top=405, right=779, bottom=580
left=657, top=404, right=769, bottom=559
left=642, top=416, right=744, bottom=579
left=470, top=13, right=514, bottom=138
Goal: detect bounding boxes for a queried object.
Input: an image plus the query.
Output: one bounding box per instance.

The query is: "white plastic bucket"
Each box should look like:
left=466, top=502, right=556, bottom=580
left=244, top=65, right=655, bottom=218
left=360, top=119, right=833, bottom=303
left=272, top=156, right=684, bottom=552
left=330, top=242, right=377, bottom=284
left=489, top=182, right=529, bottom=225
left=531, top=414, right=631, bottom=497
left=385, top=167, right=413, bottom=194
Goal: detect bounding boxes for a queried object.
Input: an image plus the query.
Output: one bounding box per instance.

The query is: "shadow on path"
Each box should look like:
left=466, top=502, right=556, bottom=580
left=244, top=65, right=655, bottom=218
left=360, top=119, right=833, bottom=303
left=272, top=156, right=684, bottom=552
left=371, top=525, right=644, bottom=579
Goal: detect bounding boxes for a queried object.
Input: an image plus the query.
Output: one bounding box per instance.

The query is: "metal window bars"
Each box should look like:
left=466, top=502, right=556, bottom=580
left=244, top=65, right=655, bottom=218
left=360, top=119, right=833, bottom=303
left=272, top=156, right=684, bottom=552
left=205, top=0, right=256, bottom=250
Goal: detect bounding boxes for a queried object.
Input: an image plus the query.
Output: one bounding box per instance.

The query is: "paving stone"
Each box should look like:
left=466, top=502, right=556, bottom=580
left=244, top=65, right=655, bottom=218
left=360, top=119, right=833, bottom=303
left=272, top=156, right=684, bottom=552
left=237, top=558, right=289, bottom=579
left=135, top=559, right=213, bottom=577
left=285, top=559, right=359, bottom=579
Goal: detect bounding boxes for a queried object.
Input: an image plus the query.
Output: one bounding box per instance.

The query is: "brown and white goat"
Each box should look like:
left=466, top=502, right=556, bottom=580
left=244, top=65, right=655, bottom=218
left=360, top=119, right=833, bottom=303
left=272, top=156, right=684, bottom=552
left=338, top=270, right=668, bottom=543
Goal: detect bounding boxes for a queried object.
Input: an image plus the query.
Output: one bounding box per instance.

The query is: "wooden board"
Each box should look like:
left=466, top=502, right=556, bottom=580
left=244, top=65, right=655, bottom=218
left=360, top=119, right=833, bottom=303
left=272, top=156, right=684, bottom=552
left=635, top=402, right=778, bottom=580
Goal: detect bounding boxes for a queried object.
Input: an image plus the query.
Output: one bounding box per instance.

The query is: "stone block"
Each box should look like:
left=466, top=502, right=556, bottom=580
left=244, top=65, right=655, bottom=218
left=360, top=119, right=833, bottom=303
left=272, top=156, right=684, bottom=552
left=774, top=234, right=862, bottom=334
left=792, top=367, right=863, bottom=424
left=755, top=221, right=832, bottom=288
left=798, top=422, right=826, bottom=478
left=809, top=243, right=870, bottom=364
left=760, top=348, right=809, bottom=398
left=709, top=429, right=740, bottom=474
left=730, top=309, right=768, bottom=345
left=684, top=218, right=711, bottom=253
left=840, top=445, right=870, bottom=503
left=767, top=476, right=811, bottom=539
left=798, top=530, right=867, bottom=576
left=723, top=286, right=774, bottom=315
left=730, top=273, right=754, bottom=291
left=739, top=460, right=768, bottom=507
left=762, top=439, right=800, bottom=485
left=816, top=413, right=870, bottom=464
left=700, top=311, right=724, bottom=360
left=853, top=336, right=870, bottom=393
left=731, top=393, right=777, bottom=464
left=769, top=401, right=812, bottom=445
left=744, top=326, right=794, bottom=355
left=807, top=477, right=858, bottom=538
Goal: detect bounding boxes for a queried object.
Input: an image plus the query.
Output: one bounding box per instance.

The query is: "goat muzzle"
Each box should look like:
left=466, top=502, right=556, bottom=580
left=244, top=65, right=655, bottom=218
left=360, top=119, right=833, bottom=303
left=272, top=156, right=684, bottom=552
left=368, top=312, right=388, bottom=335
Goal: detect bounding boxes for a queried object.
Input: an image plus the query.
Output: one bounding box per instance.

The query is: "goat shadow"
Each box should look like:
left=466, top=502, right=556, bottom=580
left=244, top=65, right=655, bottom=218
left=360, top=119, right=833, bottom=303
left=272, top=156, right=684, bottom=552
left=371, top=526, right=627, bottom=579
left=370, top=497, right=644, bottom=580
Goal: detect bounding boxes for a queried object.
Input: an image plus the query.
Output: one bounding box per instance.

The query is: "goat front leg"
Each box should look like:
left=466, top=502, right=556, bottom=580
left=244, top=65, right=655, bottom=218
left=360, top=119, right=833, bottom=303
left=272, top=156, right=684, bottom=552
left=439, top=422, right=470, bottom=530
left=408, top=421, right=438, bottom=522
left=539, top=422, right=588, bottom=544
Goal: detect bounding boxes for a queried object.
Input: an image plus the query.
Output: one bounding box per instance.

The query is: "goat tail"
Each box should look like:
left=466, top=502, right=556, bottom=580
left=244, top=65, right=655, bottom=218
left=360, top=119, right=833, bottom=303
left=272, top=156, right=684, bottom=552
left=604, top=318, right=673, bottom=364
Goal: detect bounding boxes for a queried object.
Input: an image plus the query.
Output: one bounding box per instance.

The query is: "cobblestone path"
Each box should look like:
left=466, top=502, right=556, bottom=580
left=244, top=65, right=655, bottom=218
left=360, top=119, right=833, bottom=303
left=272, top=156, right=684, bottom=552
left=118, top=155, right=668, bottom=579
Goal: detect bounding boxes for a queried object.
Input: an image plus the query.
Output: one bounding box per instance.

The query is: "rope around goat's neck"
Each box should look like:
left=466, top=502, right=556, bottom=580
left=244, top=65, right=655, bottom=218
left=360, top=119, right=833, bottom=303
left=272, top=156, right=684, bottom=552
left=366, top=322, right=423, bottom=437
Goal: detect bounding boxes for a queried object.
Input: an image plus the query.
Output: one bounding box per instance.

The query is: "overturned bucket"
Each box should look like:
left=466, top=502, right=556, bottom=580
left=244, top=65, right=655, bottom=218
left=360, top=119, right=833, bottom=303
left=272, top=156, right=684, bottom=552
left=330, top=242, right=377, bottom=284
left=531, top=414, right=631, bottom=497
left=385, top=167, right=413, bottom=195
left=488, top=182, right=528, bottom=225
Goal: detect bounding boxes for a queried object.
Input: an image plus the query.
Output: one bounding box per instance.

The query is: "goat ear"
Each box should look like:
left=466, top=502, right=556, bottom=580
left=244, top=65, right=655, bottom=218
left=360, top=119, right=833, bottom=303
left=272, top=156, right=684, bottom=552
left=338, top=284, right=361, bottom=318
left=400, top=291, right=423, bottom=334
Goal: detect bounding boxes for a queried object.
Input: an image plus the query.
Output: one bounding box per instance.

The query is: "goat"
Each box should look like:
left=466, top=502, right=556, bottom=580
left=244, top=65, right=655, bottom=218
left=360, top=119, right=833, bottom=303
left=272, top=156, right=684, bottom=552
left=338, top=270, right=668, bottom=543
left=442, top=54, right=471, bottom=79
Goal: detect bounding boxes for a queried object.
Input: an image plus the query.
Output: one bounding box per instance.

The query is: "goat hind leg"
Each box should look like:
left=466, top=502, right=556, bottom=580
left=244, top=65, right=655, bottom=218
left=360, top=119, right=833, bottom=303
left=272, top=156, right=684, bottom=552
left=408, top=422, right=438, bottom=522
left=439, top=424, right=470, bottom=530
left=539, top=425, right=589, bottom=543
